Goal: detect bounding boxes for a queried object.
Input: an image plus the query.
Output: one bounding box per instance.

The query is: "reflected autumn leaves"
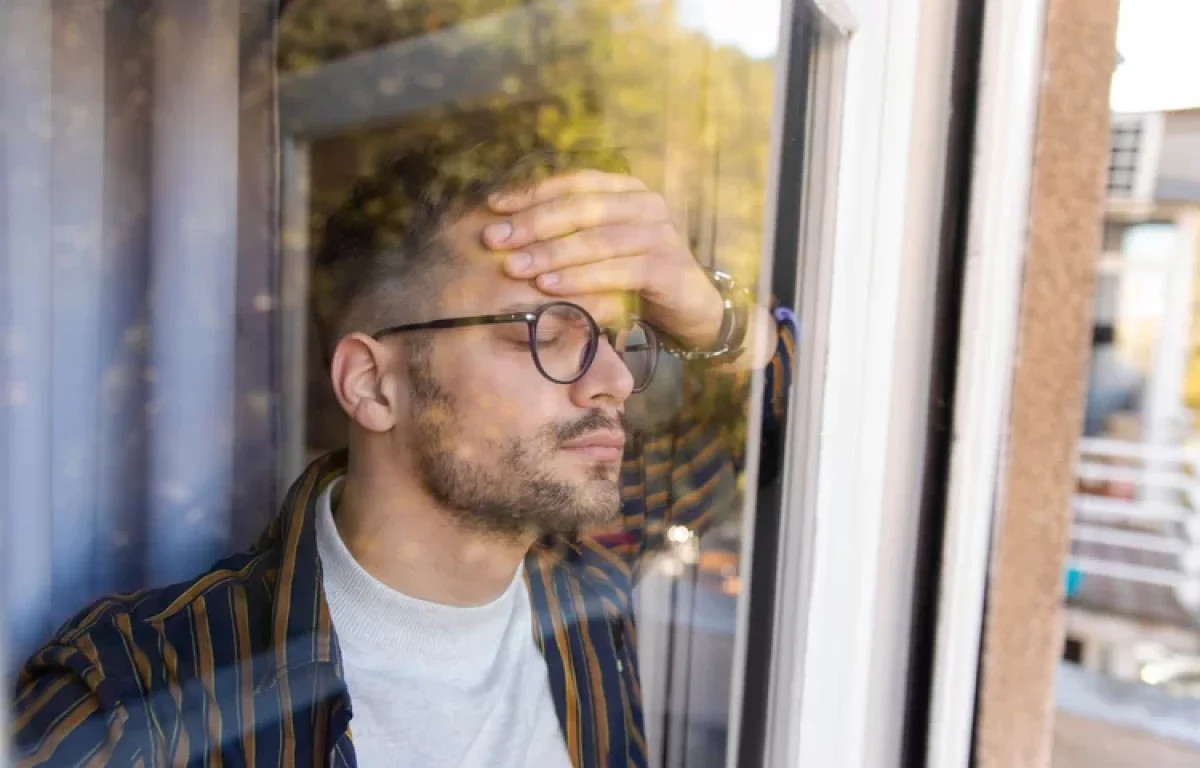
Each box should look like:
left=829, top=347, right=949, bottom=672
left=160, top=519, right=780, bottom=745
left=279, top=0, right=775, bottom=455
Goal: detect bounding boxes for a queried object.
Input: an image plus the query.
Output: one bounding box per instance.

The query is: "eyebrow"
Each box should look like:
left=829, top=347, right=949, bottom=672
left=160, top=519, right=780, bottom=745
left=496, top=302, right=545, bottom=314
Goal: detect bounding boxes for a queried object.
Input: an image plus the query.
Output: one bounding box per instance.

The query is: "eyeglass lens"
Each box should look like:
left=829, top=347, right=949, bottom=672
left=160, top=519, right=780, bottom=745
left=532, top=304, right=657, bottom=391
left=607, top=323, right=657, bottom=392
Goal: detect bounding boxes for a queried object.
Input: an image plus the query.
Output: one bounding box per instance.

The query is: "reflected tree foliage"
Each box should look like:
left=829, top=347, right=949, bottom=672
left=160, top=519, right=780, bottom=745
left=0, top=0, right=784, bottom=667
left=277, top=0, right=778, bottom=454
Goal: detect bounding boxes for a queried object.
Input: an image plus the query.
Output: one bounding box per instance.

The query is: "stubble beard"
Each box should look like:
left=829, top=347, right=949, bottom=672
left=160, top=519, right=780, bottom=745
left=406, top=360, right=623, bottom=540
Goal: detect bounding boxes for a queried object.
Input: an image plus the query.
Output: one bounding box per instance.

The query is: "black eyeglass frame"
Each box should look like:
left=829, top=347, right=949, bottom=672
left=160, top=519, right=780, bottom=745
left=371, top=300, right=660, bottom=393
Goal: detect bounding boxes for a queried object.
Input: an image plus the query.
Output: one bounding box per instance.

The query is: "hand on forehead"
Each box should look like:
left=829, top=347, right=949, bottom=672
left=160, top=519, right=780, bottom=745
left=440, top=210, right=638, bottom=329
left=440, top=166, right=723, bottom=354
left=481, top=171, right=667, bottom=292
left=474, top=169, right=664, bottom=322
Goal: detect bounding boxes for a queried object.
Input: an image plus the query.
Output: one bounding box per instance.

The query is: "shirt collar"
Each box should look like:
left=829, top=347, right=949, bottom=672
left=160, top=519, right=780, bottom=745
left=260, top=449, right=349, bottom=685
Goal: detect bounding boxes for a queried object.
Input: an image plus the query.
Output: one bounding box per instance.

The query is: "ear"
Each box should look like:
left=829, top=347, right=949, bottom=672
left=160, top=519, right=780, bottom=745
left=329, top=332, right=401, bottom=433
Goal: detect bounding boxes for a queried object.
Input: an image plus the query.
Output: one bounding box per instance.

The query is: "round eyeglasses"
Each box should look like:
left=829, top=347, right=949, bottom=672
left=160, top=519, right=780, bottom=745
left=371, top=301, right=660, bottom=393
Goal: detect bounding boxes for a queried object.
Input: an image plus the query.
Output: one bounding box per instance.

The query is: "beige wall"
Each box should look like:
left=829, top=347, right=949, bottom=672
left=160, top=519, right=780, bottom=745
left=974, top=0, right=1120, bottom=765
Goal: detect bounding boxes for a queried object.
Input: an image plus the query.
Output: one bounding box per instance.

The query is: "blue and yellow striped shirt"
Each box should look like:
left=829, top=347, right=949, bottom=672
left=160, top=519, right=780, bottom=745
left=11, top=321, right=795, bottom=767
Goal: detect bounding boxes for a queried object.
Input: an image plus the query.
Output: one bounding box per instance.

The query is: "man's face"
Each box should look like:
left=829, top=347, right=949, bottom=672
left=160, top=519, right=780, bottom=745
left=391, top=209, right=636, bottom=538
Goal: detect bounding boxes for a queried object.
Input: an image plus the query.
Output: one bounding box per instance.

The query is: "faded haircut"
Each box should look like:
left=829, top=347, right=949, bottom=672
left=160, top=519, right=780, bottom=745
left=309, top=128, right=629, bottom=365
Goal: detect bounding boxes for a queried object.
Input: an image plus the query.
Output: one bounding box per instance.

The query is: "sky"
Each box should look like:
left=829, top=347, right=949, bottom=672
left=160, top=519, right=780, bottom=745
left=1110, top=0, right=1200, bottom=113
left=680, top=0, right=1200, bottom=113
left=677, top=0, right=782, bottom=60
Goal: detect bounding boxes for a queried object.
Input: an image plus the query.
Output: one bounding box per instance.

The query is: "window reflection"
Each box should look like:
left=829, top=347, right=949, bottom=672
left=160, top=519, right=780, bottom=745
left=278, top=3, right=790, bottom=764
left=2, top=1, right=811, bottom=765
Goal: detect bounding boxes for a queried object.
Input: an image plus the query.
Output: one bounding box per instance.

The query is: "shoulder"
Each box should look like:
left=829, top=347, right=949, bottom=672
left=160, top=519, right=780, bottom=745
left=12, top=547, right=280, bottom=758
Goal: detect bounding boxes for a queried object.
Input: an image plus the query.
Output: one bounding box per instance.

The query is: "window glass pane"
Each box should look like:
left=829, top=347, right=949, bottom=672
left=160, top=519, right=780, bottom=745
left=2, top=1, right=829, bottom=765
left=278, top=4, right=813, bottom=765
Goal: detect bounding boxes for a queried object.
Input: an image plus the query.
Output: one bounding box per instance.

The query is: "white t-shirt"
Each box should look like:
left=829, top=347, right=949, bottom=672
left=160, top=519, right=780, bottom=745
left=314, top=479, right=574, bottom=768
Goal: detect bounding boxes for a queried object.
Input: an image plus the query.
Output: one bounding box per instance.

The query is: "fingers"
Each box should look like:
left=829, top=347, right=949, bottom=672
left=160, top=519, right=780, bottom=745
left=532, top=254, right=663, bottom=297
left=487, top=170, right=646, bottom=213
left=482, top=190, right=669, bottom=251
left=479, top=170, right=710, bottom=338
left=502, top=222, right=670, bottom=279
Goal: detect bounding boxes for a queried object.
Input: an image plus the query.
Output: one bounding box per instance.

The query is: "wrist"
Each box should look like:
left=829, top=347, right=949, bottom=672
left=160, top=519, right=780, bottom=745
left=659, top=269, right=748, bottom=357
left=708, top=304, right=777, bottom=372
left=683, top=284, right=726, bottom=350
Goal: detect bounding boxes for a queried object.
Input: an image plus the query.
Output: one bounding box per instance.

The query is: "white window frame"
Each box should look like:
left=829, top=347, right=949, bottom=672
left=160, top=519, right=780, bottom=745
left=762, top=0, right=1045, bottom=766
left=1107, top=111, right=1165, bottom=204
left=780, top=0, right=933, bottom=763
left=767, top=0, right=1047, bottom=763
left=723, top=6, right=850, bottom=767
left=924, top=1, right=1047, bottom=766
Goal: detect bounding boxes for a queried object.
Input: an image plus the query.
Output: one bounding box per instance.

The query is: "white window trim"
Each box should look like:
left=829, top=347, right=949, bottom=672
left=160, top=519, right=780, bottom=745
left=773, top=0, right=1045, bottom=763
left=926, top=0, right=1047, bottom=766
left=778, top=0, right=935, bottom=764
left=763, top=0, right=1041, bottom=765
left=1134, top=112, right=1165, bottom=202
left=755, top=9, right=847, bottom=768
left=812, top=0, right=859, bottom=33
left=730, top=5, right=851, bottom=766
left=1106, top=111, right=1165, bottom=203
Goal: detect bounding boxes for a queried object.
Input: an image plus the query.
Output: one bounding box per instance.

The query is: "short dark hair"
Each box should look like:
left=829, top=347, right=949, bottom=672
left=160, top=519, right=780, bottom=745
left=310, top=128, right=629, bottom=362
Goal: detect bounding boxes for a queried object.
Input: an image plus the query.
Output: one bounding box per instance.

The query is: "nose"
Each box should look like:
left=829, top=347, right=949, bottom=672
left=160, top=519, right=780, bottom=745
left=569, top=335, right=635, bottom=408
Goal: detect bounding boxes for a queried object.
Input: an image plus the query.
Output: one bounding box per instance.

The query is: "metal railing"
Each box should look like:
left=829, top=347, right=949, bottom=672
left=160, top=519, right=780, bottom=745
left=1070, top=437, right=1200, bottom=613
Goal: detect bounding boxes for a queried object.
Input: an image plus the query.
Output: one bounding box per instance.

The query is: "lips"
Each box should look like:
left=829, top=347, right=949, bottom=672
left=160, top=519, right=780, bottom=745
left=561, top=430, right=626, bottom=461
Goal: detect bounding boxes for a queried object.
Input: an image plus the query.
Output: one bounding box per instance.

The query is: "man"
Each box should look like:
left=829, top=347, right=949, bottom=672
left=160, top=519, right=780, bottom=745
left=11, top=138, right=795, bottom=766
